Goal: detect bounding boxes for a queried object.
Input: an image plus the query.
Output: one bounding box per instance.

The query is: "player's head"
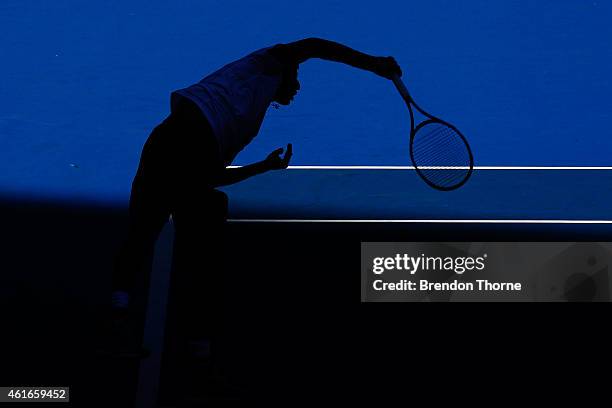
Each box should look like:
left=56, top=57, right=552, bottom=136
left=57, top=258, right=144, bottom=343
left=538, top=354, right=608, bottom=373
left=273, top=63, right=300, bottom=105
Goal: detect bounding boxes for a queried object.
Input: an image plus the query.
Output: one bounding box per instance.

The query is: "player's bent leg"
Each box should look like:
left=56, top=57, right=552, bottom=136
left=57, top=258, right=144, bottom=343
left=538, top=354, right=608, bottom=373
left=110, top=121, right=174, bottom=307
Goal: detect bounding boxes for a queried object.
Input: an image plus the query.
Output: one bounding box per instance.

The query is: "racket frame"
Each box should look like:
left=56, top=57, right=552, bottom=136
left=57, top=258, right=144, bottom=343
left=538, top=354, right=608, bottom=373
left=391, top=75, right=474, bottom=191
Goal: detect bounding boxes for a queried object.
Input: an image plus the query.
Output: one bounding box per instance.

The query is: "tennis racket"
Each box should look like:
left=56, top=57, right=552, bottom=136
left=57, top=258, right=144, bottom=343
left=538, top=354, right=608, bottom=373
left=391, top=74, right=473, bottom=191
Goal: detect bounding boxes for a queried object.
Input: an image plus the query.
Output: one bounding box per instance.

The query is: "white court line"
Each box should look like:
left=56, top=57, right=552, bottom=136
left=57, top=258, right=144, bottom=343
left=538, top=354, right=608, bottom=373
left=228, top=165, right=612, bottom=170
left=228, top=219, right=612, bottom=224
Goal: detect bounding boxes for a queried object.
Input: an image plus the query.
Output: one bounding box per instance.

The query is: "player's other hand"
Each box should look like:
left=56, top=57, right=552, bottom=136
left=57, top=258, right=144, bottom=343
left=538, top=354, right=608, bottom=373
left=370, top=56, right=402, bottom=80
left=264, top=144, right=292, bottom=170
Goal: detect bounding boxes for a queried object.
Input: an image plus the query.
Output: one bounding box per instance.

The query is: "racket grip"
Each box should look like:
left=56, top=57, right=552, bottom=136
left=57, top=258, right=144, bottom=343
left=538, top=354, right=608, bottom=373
left=391, top=74, right=412, bottom=104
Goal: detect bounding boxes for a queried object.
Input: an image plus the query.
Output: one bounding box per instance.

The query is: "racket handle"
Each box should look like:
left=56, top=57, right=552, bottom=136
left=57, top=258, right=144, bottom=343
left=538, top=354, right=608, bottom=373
left=391, top=74, right=412, bottom=105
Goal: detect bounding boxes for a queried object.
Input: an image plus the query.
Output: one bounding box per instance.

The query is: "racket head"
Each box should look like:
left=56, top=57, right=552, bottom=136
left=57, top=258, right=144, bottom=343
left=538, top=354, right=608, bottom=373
left=410, top=120, right=474, bottom=191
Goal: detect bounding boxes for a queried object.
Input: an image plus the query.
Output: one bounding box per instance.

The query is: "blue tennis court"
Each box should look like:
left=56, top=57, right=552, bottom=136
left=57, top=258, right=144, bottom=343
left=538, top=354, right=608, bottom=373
left=2, top=1, right=612, bottom=207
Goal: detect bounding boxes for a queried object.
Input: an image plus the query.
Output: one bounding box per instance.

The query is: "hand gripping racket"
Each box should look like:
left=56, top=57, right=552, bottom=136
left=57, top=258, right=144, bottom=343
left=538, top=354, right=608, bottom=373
left=391, top=74, right=473, bottom=191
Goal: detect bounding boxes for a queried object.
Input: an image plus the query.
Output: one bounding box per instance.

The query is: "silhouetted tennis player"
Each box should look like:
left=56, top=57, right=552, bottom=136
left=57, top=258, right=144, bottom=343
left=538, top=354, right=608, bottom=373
left=102, top=38, right=401, bottom=364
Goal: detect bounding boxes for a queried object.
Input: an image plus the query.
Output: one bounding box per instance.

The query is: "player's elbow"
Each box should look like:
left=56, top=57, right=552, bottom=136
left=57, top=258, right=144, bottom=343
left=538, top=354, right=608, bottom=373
left=299, top=37, right=326, bottom=44
left=287, top=37, right=327, bottom=63
left=299, top=37, right=329, bottom=52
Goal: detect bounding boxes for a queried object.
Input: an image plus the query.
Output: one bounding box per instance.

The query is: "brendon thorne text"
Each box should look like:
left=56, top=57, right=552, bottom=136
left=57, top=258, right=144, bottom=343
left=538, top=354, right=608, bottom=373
left=372, top=279, right=522, bottom=292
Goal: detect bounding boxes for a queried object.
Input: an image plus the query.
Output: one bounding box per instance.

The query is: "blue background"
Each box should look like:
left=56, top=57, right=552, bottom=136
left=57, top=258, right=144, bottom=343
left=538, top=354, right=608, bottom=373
left=2, top=0, right=611, bottom=205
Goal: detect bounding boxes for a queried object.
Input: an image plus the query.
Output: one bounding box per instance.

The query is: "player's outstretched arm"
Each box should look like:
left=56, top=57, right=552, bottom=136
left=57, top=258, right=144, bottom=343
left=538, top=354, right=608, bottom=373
left=215, top=144, right=292, bottom=187
left=276, top=37, right=402, bottom=79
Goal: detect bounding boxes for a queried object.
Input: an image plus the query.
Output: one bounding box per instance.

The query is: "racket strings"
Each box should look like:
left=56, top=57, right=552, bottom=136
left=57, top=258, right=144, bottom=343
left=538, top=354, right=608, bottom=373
left=411, top=122, right=472, bottom=189
left=413, top=126, right=468, bottom=167
left=415, top=132, right=461, bottom=164
left=414, top=126, right=462, bottom=163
